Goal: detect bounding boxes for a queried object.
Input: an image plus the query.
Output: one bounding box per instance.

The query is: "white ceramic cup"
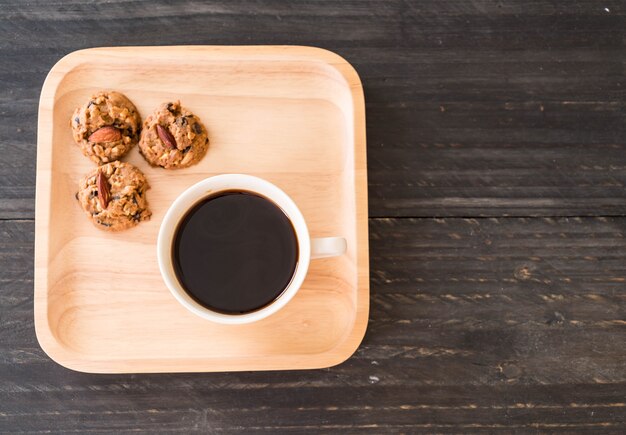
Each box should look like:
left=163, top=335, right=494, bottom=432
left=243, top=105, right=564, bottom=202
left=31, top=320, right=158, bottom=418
left=157, top=174, right=347, bottom=324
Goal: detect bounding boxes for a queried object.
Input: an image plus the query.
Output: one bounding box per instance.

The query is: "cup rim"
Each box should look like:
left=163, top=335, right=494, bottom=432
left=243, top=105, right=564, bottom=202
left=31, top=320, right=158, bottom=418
left=157, top=174, right=311, bottom=324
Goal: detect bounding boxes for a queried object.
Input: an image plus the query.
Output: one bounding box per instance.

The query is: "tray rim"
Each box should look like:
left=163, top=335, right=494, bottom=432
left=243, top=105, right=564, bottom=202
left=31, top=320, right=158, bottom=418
left=34, top=45, right=369, bottom=373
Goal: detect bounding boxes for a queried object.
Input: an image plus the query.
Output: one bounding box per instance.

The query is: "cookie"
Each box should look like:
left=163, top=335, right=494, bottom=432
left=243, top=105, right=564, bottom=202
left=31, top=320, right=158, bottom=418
left=76, top=161, right=151, bottom=231
left=71, top=91, right=142, bottom=165
left=138, top=101, right=209, bottom=169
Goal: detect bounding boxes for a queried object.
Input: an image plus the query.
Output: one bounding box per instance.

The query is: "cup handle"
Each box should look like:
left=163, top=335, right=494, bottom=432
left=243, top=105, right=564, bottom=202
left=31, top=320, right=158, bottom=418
left=311, top=237, right=347, bottom=259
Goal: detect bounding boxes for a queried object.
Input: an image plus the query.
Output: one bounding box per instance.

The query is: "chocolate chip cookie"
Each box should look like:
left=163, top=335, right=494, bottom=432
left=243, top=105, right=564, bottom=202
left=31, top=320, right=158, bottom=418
left=71, top=91, right=142, bottom=165
left=76, top=161, right=151, bottom=231
left=138, top=101, right=209, bottom=169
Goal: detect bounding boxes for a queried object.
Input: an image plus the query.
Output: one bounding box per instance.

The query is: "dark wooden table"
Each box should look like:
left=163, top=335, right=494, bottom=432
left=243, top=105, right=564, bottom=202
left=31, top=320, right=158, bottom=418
left=1, top=1, right=625, bottom=433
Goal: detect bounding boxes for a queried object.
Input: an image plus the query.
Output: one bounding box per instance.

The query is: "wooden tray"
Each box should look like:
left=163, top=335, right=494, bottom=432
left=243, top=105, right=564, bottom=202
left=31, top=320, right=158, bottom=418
left=34, top=46, right=368, bottom=373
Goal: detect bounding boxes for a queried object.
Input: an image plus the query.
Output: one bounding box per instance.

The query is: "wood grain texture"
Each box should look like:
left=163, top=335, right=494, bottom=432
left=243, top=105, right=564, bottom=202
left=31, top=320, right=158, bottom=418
left=1, top=0, right=626, bottom=432
left=2, top=218, right=626, bottom=432
left=0, top=0, right=625, bottom=218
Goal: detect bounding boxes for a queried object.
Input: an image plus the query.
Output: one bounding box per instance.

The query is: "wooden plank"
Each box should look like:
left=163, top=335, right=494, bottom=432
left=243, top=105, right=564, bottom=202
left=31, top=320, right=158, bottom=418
left=368, top=217, right=626, bottom=388
left=2, top=218, right=625, bottom=431
left=0, top=383, right=624, bottom=433
left=0, top=1, right=624, bottom=218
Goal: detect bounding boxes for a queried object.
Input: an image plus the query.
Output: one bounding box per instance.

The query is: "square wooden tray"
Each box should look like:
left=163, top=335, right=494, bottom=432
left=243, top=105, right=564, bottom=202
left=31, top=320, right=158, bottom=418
left=34, top=46, right=369, bottom=373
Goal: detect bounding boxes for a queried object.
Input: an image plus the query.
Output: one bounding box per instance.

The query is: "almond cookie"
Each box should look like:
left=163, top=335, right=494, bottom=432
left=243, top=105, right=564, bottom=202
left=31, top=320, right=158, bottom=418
left=76, top=161, right=151, bottom=231
left=138, top=101, right=209, bottom=169
left=71, top=91, right=141, bottom=164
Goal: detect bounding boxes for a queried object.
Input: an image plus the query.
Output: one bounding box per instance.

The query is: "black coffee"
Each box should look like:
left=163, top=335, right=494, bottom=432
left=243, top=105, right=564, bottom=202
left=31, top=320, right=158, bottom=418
left=172, top=191, right=299, bottom=314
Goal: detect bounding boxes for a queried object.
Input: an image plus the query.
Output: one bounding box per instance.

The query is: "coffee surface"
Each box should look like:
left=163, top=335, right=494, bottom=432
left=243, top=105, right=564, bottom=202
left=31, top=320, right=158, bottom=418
left=172, top=191, right=298, bottom=314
